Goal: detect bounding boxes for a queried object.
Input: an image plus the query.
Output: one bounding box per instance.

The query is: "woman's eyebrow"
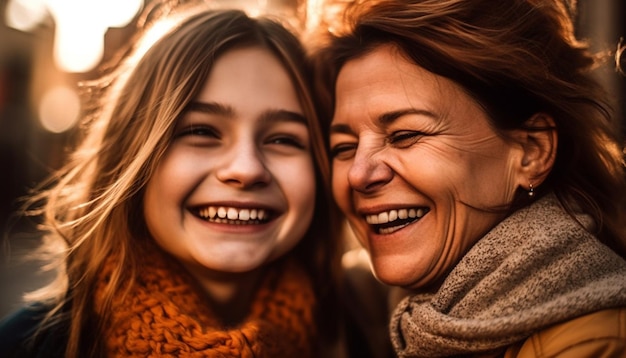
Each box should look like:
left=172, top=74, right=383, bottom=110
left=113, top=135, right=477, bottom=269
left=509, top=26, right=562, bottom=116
left=330, top=108, right=438, bottom=135
left=329, top=123, right=354, bottom=135
left=378, top=108, right=439, bottom=125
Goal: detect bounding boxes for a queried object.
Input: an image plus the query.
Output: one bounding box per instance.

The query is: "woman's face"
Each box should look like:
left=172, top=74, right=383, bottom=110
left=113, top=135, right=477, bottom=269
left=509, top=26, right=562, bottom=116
left=330, top=45, right=524, bottom=289
left=143, top=46, right=315, bottom=275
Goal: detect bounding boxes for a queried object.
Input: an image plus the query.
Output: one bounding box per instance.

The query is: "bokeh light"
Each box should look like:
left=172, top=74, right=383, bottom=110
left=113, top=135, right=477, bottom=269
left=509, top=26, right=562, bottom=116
left=5, top=0, right=48, bottom=32
left=6, top=0, right=143, bottom=73
left=38, top=85, right=81, bottom=133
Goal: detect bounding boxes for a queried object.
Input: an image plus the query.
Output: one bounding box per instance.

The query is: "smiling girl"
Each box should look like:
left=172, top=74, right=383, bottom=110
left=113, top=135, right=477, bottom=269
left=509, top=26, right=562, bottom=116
left=0, top=3, right=342, bottom=357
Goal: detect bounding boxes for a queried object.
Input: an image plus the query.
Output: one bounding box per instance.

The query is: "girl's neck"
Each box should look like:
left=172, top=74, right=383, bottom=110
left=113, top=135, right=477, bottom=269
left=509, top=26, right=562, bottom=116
left=184, top=263, right=267, bottom=327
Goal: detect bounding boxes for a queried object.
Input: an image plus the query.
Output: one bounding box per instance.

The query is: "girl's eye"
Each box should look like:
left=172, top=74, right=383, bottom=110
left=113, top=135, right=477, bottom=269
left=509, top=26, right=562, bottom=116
left=175, top=125, right=221, bottom=147
left=330, top=143, right=357, bottom=160
left=177, top=125, right=220, bottom=139
left=266, top=135, right=306, bottom=149
left=388, top=130, right=423, bottom=148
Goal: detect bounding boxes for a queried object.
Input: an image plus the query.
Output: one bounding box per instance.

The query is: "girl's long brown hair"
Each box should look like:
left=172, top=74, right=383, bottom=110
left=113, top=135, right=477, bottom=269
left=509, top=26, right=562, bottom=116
left=25, top=4, right=342, bottom=356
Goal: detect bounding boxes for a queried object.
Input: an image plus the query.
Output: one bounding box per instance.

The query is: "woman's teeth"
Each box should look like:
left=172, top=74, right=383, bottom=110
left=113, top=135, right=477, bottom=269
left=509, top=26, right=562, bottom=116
left=365, top=208, right=427, bottom=225
left=365, top=207, right=429, bottom=235
left=197, top=206, right=269, bottom=224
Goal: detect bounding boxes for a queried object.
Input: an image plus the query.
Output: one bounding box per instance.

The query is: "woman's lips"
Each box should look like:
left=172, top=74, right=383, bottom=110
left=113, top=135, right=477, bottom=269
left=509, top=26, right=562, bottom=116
left=364, top=207, right=430, bottom=234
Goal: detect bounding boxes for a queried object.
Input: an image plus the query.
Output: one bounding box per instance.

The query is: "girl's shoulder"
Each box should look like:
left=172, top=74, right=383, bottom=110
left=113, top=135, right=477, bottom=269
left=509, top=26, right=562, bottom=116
left=0, top=304, right=67, bottom=358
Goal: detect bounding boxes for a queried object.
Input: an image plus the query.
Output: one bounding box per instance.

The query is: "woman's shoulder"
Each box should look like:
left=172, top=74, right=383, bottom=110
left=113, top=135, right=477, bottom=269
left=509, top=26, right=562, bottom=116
left=506, top=307, right=626, bottom=358
left=0, top=304, right=67, bottom=358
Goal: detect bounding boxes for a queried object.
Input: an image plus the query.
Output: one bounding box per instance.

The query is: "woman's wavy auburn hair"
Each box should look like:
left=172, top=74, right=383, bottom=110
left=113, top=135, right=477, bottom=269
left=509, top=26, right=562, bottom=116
left=25, top=4, right=341, bottom=357
left=312, top=0, right=626, bottom=257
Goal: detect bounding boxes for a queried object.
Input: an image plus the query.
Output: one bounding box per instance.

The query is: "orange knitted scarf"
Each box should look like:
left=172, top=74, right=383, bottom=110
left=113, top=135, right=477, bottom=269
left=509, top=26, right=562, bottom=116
left=94, top=245, right=317, bottom=357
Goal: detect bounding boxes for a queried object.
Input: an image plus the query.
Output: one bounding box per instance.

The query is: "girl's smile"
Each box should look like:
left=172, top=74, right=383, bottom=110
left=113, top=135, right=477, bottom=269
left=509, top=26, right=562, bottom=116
left=194, top=204, right=273, bottom=224
left=143, top=46, right=316, bottom=275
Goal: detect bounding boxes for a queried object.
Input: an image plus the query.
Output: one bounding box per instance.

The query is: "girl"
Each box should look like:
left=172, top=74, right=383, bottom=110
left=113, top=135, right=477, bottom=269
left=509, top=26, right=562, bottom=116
left=1, top=3, right=341, bottom=357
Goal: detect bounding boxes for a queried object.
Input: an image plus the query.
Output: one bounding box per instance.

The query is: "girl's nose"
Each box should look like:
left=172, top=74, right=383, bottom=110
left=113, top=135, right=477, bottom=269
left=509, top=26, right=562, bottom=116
left=215, top=142, right=271, bottom=189
left=347, top=146, right=393, bottom=193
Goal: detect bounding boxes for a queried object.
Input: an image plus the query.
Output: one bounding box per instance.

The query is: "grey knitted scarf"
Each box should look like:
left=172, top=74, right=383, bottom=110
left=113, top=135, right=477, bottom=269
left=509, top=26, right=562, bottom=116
left=390, top=193, right=626, bottom=357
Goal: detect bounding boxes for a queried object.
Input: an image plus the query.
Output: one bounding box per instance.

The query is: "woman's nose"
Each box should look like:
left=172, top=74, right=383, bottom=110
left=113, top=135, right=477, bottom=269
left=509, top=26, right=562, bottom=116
left=347, top=146, right=393, bottom=193
left=215, top=142, right=271, bottom=189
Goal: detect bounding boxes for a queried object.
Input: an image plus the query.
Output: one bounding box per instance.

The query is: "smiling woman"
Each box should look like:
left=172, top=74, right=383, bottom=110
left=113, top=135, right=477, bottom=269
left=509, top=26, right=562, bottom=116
left=330, top=44, right=527, bottom=289
left=313, top=0, right=626, bottom=357
left=0, top=2, right=345, bottom=357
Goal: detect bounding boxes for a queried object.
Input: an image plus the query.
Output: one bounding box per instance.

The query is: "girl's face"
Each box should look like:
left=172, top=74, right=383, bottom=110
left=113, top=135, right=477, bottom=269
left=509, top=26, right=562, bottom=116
left=330, top=45, right=525, bottom=289
left=143, top=46, right=316, bottom=275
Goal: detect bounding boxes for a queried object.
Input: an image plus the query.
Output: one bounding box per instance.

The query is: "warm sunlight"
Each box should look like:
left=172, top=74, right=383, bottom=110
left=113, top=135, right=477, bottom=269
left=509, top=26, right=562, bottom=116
left=6, top=0, right=143, bottom=73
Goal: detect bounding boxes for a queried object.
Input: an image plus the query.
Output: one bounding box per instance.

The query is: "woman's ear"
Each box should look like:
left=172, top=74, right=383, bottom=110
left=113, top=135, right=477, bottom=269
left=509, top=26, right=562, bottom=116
left=513, top=113, right=557, bottom=188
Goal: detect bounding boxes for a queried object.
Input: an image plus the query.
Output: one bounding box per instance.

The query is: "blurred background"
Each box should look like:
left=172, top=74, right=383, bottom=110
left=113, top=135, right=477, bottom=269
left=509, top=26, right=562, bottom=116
left=0, top=0, right=624, bottom=318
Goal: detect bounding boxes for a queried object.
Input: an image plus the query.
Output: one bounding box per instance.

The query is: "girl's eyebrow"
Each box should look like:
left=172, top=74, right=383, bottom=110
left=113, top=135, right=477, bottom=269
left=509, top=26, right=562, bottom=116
left=259, top=109, right=307, bottom=126
left=185, top=101, right=234, bottom=117
left=185, top=101, right=307, bottom=126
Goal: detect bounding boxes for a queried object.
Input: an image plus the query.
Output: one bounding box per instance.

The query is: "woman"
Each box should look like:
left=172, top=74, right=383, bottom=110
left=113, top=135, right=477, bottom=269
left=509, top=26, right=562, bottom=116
left=313, top=0, right=626, bottom=356
left=0, top=3, right=343, bottom=357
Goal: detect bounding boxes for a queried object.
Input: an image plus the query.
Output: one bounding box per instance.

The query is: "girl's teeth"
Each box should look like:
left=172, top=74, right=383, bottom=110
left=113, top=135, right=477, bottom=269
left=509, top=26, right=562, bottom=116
left=239, top=209, right=250, bottom=220
left=227, top=208, right=238, bottom=220
left=198, top=206, right=268, bottom=222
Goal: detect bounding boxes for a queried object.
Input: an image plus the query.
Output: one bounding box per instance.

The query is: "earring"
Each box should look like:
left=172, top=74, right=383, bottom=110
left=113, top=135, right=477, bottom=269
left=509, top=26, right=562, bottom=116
left=528, top=183, right=535, bottom=198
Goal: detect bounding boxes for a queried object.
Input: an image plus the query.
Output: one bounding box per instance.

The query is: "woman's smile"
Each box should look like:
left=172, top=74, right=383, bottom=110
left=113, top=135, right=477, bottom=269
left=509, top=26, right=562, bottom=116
left=363, top=207, right=430, bottom=235
left=331, top=44, right=522, bottom=288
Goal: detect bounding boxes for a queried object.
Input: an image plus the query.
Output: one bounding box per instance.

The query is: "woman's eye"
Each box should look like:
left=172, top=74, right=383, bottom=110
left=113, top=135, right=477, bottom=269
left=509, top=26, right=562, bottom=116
left=388, top=131, right=423, bottom=148
left=330, top=143, right=357, bottom=160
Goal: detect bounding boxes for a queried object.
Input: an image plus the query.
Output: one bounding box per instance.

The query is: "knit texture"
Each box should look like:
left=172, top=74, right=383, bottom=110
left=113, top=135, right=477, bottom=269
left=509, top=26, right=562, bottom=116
left=390, top=193, right=626, bottom=357
left=94, top=244, right=316, bottom=357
